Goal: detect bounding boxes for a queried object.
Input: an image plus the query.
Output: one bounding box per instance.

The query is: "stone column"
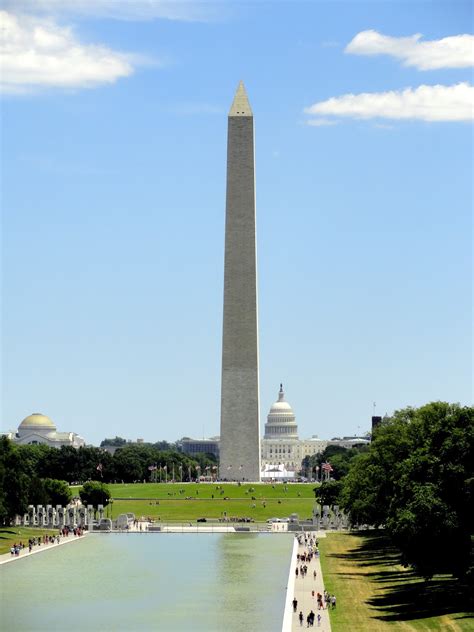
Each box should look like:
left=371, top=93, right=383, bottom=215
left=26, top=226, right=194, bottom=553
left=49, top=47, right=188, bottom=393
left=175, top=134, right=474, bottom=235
left=57, top=505, right=65, bottom=528
left=28, top=505, right=36, bottom=526
left=87, top=505, right=95, bottom=529
left=37, top=505, right=45, bottom=527
left=322, top=505, right=330, bottom=529
left=98, top=505, right=105, bottom=521
left=67, top=507, right=76, bottom=527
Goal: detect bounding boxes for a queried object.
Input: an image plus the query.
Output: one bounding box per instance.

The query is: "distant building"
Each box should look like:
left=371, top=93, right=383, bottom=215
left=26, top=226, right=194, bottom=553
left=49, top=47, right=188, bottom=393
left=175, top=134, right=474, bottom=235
left=327, top=436, right=370, bottom=449
left=260, top=385, right=327, bottom=471
left=3, top=413, right=85, bottom=448
left=179, top=437, right=220, bottom=459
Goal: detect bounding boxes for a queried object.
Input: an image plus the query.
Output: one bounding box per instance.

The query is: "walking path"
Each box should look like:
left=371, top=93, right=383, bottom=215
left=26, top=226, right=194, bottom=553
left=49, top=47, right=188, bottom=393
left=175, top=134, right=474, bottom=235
left=283, top=531, right=332, bottom=632
left=0, top=532, right=87, bottom=566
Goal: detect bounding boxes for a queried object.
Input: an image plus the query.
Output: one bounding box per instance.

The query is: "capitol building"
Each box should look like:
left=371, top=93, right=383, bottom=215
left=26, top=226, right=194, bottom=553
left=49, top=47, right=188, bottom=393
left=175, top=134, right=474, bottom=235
left=261, top=385, right=327, bottom=472
left=3, top=413, right=85, bottom=448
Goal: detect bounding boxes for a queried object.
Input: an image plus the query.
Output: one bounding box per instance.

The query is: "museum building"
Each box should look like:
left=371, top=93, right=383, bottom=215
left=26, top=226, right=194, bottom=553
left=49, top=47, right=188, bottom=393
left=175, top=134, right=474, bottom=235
left=3, top=413, right=86, bottom=448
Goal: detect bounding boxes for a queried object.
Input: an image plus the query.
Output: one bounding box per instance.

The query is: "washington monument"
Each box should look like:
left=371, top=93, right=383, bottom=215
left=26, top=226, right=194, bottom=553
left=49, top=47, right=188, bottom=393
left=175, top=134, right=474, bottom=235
left=219, top=82, right=261, bottom=482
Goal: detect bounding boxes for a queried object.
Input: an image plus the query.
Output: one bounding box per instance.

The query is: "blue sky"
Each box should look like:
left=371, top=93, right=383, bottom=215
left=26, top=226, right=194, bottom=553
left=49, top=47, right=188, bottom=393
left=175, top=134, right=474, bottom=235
left=1, top=1, right=472, bottom=446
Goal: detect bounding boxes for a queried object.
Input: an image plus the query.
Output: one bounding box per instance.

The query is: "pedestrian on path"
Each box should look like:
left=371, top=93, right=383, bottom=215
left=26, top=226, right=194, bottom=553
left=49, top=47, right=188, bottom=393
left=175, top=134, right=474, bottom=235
left=299, top=611, right=304, bottom=627
left=293, top=598, right=298, bottom=613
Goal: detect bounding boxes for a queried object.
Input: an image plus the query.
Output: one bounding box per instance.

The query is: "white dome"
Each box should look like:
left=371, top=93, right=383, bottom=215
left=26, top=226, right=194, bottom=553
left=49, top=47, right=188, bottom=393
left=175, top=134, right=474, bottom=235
left=264, top=385, right=299, bottom=440
left=269, top=400, right=294, bottom=413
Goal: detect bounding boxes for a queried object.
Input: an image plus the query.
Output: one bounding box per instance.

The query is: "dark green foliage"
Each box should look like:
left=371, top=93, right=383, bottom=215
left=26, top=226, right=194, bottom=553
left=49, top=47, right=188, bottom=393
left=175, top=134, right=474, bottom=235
left=79, top=481, right=110, bottom=508
left=42, top=479, right=72, bottom=506
left=341, top=402, right=474, bottom=579
left=313, top=480, right=343, bottom=506
left=0, top=437, right=30, bottom=523
left=100, top=436, right=127, bottom=447
left=302, top=443, right=369, bottom=480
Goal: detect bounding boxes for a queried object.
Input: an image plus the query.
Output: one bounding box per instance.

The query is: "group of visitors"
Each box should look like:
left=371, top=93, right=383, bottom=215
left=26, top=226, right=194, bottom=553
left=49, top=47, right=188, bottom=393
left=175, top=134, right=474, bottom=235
left=291, top=531, right=337, bottom=628
left=9, top=527, right=84, bottom=559
left=315, top=590, right=336, bottom=610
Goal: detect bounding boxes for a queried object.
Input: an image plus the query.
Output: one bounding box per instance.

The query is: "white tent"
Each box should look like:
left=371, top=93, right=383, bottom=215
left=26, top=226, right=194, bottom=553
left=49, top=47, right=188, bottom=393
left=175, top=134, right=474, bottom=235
left=260, top=464, right=296, bottom=480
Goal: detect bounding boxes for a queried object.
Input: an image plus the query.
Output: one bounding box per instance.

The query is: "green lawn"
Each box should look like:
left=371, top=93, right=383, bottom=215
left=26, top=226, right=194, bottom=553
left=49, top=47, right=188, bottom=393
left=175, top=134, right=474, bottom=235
left=319, top=531, right=473, bottom=632
left=0, top=527, right=58, bottom=556
left=83, top=482, right=316, bottom=523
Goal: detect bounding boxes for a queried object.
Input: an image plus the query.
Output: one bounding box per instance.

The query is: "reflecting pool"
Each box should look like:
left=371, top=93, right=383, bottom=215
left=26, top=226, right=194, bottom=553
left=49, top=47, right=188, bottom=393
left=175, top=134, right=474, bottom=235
left=1, top=533, right=293, bottom=631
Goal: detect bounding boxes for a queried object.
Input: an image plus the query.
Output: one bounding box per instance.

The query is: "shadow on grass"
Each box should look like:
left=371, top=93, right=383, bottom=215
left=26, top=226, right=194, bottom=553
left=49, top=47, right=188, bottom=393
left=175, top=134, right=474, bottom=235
left=0, top=529, right=19, bottom=539
left=331, top=531, right=473, bottom=622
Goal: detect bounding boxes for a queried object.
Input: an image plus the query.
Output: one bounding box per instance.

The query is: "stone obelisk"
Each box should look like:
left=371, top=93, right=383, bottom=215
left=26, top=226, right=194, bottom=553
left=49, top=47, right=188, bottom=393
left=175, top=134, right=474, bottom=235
left=219, top=81, right=261, bottom=482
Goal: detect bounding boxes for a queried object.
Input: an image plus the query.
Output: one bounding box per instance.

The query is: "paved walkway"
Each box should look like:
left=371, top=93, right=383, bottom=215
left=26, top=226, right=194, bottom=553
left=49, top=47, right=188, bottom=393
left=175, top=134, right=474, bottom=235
left=0, top=532, right=86, bottom=566
left=289, top=532, right=332, bottom=632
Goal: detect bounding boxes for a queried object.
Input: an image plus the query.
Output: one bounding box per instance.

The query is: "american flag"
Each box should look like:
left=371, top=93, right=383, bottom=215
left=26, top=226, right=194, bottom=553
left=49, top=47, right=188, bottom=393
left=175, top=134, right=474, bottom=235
left=321, top=462, right=333, bottom=472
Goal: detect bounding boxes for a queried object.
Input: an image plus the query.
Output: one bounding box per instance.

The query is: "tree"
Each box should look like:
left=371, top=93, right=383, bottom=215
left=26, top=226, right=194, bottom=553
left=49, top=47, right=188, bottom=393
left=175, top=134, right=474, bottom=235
left=302, top=443, right=369, bottom=480
left=313, top=480, right=343, bottom=506
left=100, top=436, right=127, bottom=447
left=79, top=481, right=110, bottom=508
left=341, top=402, right=474, bottom=578
left=43, top=479, right=72, bottom=506
left=0, top=437, right=30, bottom=524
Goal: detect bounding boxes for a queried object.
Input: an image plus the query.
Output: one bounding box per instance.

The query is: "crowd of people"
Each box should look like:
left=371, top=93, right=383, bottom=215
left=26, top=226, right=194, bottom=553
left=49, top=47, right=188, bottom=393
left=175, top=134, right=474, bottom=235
left=291, top=532, right=337, bottom=628
left=9, top=527, right=84, bottom=558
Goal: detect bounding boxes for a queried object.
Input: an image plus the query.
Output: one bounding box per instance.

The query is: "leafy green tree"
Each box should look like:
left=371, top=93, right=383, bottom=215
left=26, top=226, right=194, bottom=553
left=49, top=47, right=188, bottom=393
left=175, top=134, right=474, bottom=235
left=313, top=480, right=343, bottom=506
left=303, top=444, right=368, bottom=480
left=0, top=437, right=30, bottom=524
left=341, top=402, right=474, bottom=578
left=100, top=436, right=127, bottom=447
left=79, top=481, right=110, bottom=508
left=43, top=479, right=72, bottom=506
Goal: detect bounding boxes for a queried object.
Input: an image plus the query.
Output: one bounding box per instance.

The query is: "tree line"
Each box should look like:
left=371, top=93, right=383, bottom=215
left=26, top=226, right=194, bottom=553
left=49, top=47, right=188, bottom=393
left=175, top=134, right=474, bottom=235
left=0, top=437, right=216, bottom=524
left=315, top=402, right=473, bottom=580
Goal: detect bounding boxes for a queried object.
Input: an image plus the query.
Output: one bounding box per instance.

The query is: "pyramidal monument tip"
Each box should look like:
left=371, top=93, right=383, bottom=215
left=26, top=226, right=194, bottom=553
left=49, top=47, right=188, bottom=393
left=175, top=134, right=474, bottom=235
left=229, top=80, right=252, bottom=117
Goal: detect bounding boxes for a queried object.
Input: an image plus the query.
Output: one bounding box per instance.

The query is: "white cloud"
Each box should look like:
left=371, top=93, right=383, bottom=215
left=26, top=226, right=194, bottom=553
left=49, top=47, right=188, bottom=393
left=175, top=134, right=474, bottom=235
left=0, top=10, right=136, bottom=93
left=305, top=83, right=474, bottom=122
left=4, top=1, right=218, bottom=22
left=346, top=30, right=474, bottom=70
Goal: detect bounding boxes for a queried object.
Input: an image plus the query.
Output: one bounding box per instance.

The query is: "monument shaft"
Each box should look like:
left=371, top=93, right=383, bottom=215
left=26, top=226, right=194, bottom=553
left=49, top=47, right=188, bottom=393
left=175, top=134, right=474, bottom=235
left=220, top=82, right=261, bottom=482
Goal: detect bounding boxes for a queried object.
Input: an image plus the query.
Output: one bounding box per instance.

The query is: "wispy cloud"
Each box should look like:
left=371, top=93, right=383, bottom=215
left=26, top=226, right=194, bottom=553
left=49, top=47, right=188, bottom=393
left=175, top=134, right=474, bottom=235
left=5, top=0, right=220, bottom=22
left=305, top=83, right=474, bottom=122
left=346, top=30, right=474, bottom=70
left=0, top=10, right=141, bottom=94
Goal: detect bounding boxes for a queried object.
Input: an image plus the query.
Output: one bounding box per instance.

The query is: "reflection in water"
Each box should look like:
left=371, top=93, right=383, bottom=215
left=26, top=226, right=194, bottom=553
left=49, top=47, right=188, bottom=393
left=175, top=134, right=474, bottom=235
left=1, top=533, right=293, bottom=632
left=214, top=534, right=289, bottom=630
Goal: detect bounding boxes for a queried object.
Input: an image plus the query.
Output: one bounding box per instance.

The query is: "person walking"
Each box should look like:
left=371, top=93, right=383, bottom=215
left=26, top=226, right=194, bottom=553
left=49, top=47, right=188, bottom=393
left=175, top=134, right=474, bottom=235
left=299, top=611, right=304, bottom=627
left=293, top=598, right=298, bottom=613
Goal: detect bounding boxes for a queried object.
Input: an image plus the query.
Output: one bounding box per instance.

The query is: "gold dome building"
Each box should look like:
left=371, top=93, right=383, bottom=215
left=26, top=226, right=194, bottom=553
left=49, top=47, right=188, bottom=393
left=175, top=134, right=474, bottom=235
left=5, top=413, right=86, bottom=448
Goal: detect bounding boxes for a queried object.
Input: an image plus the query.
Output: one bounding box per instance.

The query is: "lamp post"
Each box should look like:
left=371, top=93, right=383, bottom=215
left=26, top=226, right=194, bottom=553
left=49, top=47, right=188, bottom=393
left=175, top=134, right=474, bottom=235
left=315, top=466, right=320, bottom=483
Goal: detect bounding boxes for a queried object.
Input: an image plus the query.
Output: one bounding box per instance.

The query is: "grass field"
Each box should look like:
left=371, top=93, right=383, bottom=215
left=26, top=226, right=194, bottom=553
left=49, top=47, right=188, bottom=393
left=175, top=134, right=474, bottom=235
left=319, top=531, right=473, bottom=632
left=0, top=527, right=58, bottom=556
left=78, top=482, right=317, bottom=522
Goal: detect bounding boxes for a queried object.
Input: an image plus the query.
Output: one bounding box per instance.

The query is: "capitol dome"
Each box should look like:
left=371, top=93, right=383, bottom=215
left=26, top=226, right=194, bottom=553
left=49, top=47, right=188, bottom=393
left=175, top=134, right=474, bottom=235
left=264, top=385, right=299, bottom=440
left=19, top=413, right=56, bottom=431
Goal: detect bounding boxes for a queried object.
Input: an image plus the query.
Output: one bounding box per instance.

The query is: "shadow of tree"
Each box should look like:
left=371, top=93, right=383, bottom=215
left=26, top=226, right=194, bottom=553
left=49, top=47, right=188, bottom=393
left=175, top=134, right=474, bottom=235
left=332, top=531, right=473, bottom=622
